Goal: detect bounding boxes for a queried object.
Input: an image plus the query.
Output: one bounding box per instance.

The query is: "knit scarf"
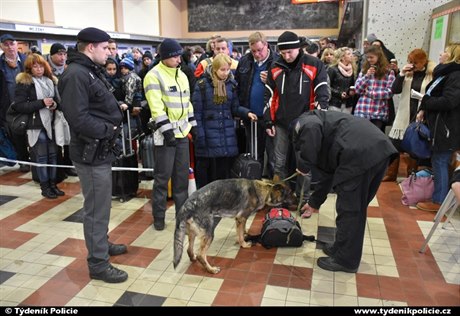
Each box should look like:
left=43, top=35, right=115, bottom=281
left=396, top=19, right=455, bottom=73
left=389, top=73, right=431, bottom=140
left=338, top=62, right=353, bottom=77
left=212, top=75, right=227, bottom=104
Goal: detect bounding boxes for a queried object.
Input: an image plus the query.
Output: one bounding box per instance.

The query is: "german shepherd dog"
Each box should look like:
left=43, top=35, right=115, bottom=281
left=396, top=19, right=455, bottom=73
left=173, top=178, right=295, bottom=274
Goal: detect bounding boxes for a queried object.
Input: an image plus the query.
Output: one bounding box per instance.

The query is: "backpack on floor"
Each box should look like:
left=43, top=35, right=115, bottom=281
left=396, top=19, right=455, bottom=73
left=247, top=208, right=315, bottom=249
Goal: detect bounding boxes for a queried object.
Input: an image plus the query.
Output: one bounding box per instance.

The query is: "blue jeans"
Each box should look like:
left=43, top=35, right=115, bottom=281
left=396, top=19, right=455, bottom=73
left=431, top=150, right=452, bottom=204
left=33, top=129, right=57, bottom=183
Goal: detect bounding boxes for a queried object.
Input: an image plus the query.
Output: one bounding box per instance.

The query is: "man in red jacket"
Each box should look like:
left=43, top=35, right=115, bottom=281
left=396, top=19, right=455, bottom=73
left=264, top=31, right=329, bottom=206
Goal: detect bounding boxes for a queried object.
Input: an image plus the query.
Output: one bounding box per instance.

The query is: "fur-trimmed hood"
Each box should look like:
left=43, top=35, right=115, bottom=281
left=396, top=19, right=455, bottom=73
left=15, top=72, right=58, bottom=86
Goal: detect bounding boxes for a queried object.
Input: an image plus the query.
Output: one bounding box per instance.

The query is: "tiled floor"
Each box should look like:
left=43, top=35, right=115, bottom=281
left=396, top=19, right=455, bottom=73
left=0, top=164, right=459, bottom=307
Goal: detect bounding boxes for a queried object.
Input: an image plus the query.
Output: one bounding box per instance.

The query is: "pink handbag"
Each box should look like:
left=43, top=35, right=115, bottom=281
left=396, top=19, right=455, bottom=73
left=400, top=173, right=434, bottom=206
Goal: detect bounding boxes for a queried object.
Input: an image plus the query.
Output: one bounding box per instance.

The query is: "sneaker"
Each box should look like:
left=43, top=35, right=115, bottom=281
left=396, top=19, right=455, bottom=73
left=416, top=201, right=440, bottom=212
left=108, top=243, right=127, bottom=256
left=317, top=257, right=358, bottom=273
left=153, top=217, right=165, bottom=231
left=89, top=265, right=128, bottom=283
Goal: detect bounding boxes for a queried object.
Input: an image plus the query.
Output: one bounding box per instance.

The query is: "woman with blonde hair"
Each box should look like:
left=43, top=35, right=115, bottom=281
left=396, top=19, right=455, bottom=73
left=12, top=53, right=64, bottom=198
left=192, top=53, right=257, bottom=188
left=320, top=47, right=335, bottom=69
left=327, top=47, right=357, bottom=114
left=415, top=44, right=460, bottom=211
left=383, top=48, right=435, bottom=181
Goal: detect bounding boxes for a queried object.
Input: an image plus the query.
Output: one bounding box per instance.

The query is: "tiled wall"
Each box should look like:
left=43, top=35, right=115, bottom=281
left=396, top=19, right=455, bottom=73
left=367, top=0, right=451, bottom=63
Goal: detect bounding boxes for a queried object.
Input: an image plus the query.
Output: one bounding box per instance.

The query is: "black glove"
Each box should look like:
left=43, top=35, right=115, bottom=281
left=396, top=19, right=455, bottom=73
left=163, top=130, right=177, bottom=147
left=190, top=127, right=197, bottom=142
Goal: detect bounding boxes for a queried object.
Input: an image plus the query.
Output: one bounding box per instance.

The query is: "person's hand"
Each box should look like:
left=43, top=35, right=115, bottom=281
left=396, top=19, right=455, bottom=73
left=266, top=125, right=276, bottom=137
left=401, top=63, right=414, bottom=76
left=163, top=130, right=177, bottom=147
left=416, top=110, right=424, bottom=122
left=341, top=91, right=348, bottom=99
left=367, top=65, right=376, bottom=76
left=120, top=103, right=128, bottom=111
left=300, top=203, right=318, bottom=219
left=189, top=127, right=197, bottom=142
left=132, top=107, right=141, bottom=116
left=296, top=168, right=308, bottom=177
left=248, top=112, right=258, bottom=121
left=43, top=98, right=56, bottom=109
left=260, top=70, right=268, bottom=83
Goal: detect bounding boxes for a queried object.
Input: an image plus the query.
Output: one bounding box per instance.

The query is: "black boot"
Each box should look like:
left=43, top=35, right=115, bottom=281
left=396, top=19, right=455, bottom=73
left=40, top=182, right=57, bottom=199
left=49, top=181, right=65, bottom=196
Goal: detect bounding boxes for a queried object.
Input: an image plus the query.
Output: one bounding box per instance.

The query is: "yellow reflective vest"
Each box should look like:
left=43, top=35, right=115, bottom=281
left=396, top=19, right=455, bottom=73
left=144, top=61, right=196, bottom=138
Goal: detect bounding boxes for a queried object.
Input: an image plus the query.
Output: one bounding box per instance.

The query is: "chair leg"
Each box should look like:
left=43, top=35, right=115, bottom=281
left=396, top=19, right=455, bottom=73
left=419, top=189, right=456, bottom=253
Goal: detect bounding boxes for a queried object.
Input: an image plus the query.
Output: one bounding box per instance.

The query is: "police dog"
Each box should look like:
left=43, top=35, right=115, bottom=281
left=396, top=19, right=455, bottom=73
left=173, top=178, right=295, bottom=274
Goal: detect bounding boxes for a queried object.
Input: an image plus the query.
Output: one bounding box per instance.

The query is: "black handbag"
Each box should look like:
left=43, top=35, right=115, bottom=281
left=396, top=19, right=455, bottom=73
left=6, top=103, right=30, bottom=135
left=401, top=122, right=431, bottom=159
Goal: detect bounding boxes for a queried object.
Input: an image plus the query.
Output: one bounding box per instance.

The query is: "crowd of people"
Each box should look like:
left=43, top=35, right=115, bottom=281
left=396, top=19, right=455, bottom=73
left=0, top=28, right=459, bottom=282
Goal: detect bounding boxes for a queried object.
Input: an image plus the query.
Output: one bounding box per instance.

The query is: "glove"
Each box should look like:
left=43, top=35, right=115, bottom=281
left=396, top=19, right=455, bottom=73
left=163, top=130, right=177, bottom=147
left=190, top=127, right=197, bottom=142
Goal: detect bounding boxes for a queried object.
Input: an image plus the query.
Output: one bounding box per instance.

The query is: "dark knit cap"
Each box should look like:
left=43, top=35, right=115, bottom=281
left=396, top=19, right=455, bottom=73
left=50, top=43, right=66, bottom=55
left=159, top=38, right=183, bottom=60
left=277, top=31, right=300, bottom=50
left=143, top=50, right=153, bottom=60
left=77, top=27, right=111, bottom=43
left=119, top=57, right=134, bottom=70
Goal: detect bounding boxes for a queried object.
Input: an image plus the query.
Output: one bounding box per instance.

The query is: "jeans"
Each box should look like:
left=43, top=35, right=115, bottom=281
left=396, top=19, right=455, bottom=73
left=33, top=129, right=57, bottom=183
left=431, top=150, right=452, bottom=204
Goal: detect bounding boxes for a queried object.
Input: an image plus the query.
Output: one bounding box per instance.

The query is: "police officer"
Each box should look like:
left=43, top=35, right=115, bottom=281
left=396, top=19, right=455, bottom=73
left=58, top=27, right=128, bottom=283
left=293, top=110, right=398, bottom=273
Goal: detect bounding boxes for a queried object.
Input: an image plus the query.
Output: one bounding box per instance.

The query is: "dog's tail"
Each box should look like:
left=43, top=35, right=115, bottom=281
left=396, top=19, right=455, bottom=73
left=173, top=216, right=187, bottom=269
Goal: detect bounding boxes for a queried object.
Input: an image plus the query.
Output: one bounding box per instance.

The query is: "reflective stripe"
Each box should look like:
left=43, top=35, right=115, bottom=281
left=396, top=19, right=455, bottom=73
left=144, top=82, right=160, bottom=93
left=314, top=81, right=328, bottom=92
left=159, top=123, right=173, bottom=133
left=155, top=114, right=168, bottom=124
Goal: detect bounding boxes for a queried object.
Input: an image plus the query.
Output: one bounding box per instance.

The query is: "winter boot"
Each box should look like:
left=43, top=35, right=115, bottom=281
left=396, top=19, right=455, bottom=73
left=50, top=181, right=65, bottom=196
left=382, top=157, right=399, bottom=182
left=40, top=182, right=57, bottom=199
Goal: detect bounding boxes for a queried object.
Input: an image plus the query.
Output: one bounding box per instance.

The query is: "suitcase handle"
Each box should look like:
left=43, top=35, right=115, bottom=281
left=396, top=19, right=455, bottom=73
left=121, top=110, right=134, bottom=156
left=251, top=120, right=257, bottom=161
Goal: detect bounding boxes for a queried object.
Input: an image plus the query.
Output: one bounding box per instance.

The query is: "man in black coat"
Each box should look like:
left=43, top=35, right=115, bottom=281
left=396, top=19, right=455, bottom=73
left=293, top=110, right=398, bottom=273
left=58, top=27, right=128, bottom=283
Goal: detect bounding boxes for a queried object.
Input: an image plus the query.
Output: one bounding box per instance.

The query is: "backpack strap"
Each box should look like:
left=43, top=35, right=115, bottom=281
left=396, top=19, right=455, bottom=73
left=245, top=233, right=316, bottom=244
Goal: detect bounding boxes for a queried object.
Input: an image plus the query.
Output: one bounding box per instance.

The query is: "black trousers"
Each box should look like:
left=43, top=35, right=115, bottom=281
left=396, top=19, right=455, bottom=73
left=331, top=158, right=389, bottom=269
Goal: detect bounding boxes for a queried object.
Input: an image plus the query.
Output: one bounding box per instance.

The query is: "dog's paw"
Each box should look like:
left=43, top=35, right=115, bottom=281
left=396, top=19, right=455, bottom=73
left=208, top=266, right=221, bottom=274
left=190, top=255, right=197, bottom=262
left=241, top=241, right=252, bottom=248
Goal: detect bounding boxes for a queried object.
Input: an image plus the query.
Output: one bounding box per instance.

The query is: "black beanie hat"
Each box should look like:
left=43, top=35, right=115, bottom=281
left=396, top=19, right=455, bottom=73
left=77, top=27, right=111, bottom=43
left=50, top=43, right=66, bottom=55
left=277, top=31, right=300, bottom=50
left=143, top=50, right=153, bottom=60
left=159, top=38, right=183, bottom=60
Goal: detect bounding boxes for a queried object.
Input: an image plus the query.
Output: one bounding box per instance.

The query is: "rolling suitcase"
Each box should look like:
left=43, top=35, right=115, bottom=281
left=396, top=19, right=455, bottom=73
left=231, top=121, right=262, bottom=180
left=140, top=133, right=154, bottom=179
left=112, top=111, right=139, bottom=202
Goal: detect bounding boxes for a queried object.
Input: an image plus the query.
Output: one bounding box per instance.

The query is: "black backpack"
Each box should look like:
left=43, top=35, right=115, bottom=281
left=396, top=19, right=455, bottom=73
left=247, top=208, right=315, bottom=249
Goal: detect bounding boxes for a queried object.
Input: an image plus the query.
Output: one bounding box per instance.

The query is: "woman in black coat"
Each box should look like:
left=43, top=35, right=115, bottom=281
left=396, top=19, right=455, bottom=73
left=416, top=44, right=460, bottom=212
left=13, top=53, right=64, bottom=199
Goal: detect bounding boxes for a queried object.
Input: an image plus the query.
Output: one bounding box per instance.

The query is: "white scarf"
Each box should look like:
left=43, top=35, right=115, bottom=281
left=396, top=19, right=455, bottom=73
left=389, top=73, right=431, bottom=140
left=30, top=76, right=55, bottom=142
